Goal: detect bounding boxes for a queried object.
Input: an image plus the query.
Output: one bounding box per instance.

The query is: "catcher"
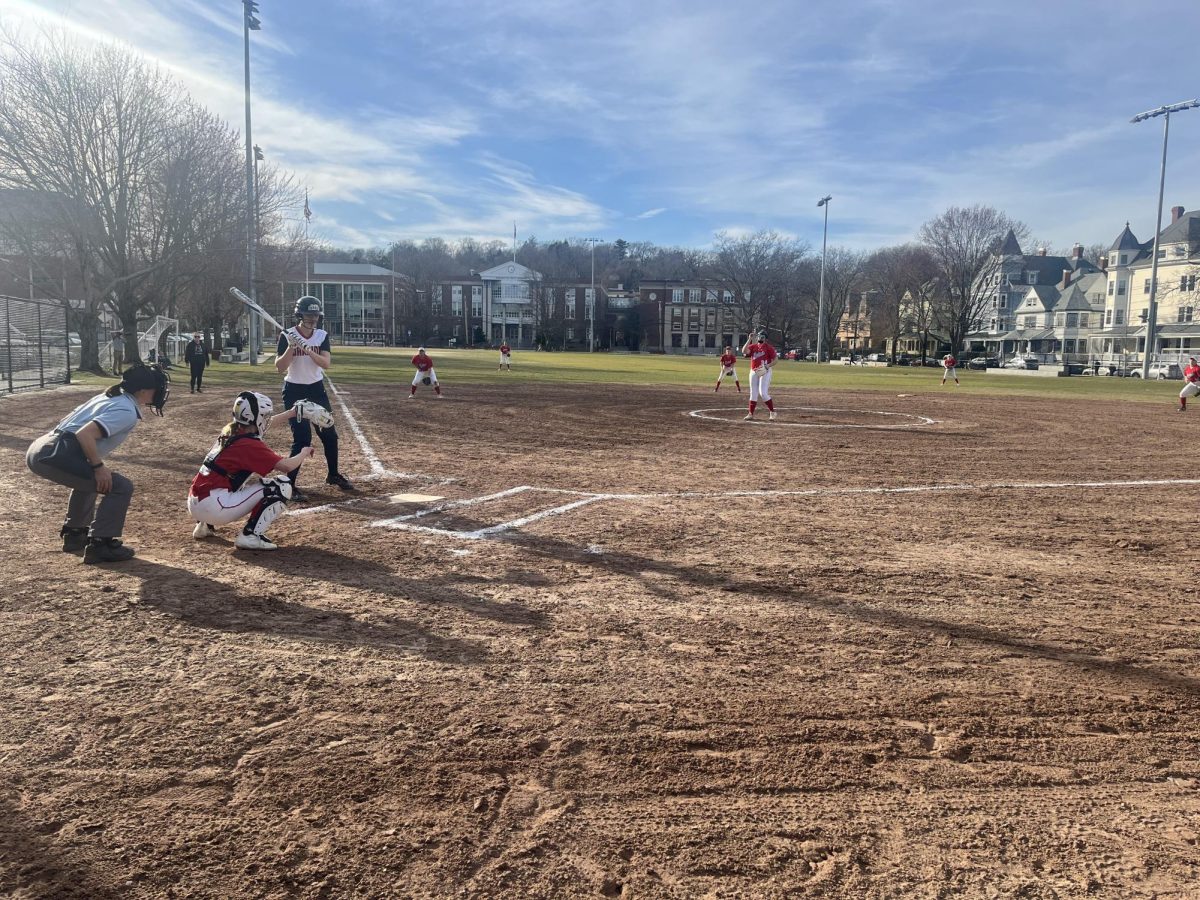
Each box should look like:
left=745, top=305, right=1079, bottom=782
left=188, top=392, right=331, bottom=550
left=408, top=346, right=443, bottom=398
left=275, top=295, right=355, bottom=501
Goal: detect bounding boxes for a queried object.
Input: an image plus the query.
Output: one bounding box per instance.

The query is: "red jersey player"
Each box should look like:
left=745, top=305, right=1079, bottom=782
left=740, top=329, right=778, bottom=421
left=498, top=342, right=512, bottom=371
left=941, top=353, right=959, bottom=386
left=408, top=347, right=442, bottom=398
left=1179, top=357, right=1200, bottom=411
left=714, top=346, right=741, bottom=393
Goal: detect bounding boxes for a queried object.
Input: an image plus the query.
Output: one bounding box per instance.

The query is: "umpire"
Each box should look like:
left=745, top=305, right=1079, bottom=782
left=26, top=363, right=170, bottom=564
left=274, top=295, right=355, bottom=502
left=184, top=331, right=209, bottom=393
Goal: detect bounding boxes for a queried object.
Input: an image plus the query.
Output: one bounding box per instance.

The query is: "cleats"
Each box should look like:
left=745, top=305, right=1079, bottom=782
left=235, top=533, right=278, bottom=551
left=192, top=522, right=214, bottom=540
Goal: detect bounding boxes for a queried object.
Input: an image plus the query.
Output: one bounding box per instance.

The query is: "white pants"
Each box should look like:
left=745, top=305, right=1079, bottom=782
left=188, top=478, right=291, bottom=536
left=1180, top=382, right=1200, bottom=399
left=500, top=353, right=511, bottom=365
left=943, top=366, right=957, bottom=380
left=412, top=369, right=439, bottom=386
left=721, top=367, right=738, bottom=379
left=749, top=367, right=772, bottom=402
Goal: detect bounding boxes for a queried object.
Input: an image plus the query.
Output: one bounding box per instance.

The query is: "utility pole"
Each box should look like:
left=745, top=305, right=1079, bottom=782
left=815, top=196, right=832, bottom=362
left=585, top=238, right=601, bottom=352
left=243, top=0, right=262, bottom=365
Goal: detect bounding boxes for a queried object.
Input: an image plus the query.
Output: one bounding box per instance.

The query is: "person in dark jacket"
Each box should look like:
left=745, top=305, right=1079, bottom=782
left=185, top=332, right=209, bottom=393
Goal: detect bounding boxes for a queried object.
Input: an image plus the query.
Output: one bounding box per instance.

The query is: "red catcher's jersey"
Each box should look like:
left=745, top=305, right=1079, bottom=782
left=412, top=354, right=433, bottom=371
left=720, top=352, right=737, bottom=368
left=944, top=356, right=957, bottom=367
left=1185, top=364, right=1200, bottom=383
left=746, top=342, right=777, bottom=371
left=190, top=436, right=282, bottom=500
left=500, top=344, right=511, bottom=354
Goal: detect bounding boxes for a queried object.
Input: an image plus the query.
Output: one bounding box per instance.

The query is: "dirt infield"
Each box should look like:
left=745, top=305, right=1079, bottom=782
left=2, top=379, right=1199, bottom=898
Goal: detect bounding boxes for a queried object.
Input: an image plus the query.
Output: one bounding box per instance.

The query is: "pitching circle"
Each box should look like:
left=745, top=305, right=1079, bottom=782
left=688, top=406, right=938, bottom=429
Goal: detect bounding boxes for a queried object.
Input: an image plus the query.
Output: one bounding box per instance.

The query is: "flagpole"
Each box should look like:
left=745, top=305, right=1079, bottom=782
left=303, top=188, right=311, bottom=298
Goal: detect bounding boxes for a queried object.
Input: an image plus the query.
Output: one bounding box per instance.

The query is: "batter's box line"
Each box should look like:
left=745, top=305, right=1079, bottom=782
left=368, top=486, right=616, bottom=540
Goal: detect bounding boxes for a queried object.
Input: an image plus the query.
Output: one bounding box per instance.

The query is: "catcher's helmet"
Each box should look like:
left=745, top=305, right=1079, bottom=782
left=232, top=391, right=274, bottom=436
left=121, top=363, right=170, bottom=417
left=295, top=295, right=323, bottom=319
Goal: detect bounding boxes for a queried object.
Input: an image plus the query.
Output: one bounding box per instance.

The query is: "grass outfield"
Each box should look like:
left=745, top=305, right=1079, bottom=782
left=74, top=346, right=1183, bottom=403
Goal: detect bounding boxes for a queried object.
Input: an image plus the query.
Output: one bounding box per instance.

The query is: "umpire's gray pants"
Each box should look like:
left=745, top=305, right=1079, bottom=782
left=25, top=432, right=134, bottom=539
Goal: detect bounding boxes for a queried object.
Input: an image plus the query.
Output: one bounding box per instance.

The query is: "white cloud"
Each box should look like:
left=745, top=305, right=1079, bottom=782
left=635, top=208, right=667, bottom=220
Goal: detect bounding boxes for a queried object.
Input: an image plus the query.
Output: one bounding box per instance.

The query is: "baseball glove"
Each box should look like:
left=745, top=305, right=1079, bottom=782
left=422, top=376, right=432, bottom=386
left=294, top=399, right=334, bottom=429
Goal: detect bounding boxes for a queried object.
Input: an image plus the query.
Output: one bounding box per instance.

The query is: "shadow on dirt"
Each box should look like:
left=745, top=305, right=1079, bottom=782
left=0, top=791, right=118, bottom=899
left=126, top=557, right=488, bottom=663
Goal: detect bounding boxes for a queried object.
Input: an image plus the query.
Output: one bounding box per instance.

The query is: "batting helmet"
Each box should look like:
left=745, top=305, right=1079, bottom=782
left=232, top=391, right=274, bottom=436
left=295, top=295, right=323, bottom=319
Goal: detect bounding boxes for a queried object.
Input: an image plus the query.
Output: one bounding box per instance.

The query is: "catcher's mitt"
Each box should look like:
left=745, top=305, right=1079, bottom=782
left=422, top=376, right=432, bottom=386
left=294, top=399, right=334, bottom=429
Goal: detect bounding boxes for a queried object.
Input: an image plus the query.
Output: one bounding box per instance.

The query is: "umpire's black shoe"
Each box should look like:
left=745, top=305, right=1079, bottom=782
left=290, top=486, right=309, bottom=503
left=326, top=473, right=356, bottom=492
left=61, top=526, right=89, bottom=553
left=83, top=537, right=135, bottom=564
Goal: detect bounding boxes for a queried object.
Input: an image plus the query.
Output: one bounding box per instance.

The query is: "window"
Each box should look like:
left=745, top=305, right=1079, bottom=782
left=705, top=334, right=717, bottom=348
left=687, top=288, right=700, bottom=303
left=451, top=285, right=463, bottom=316
left=998, top=294, right=1007, bottom=308
left=1157, top=249, right=1166, bottom=259
left=1026, top=272, right=1037, bottom=284
left=671, top=306, right=682, bottom=331
left=672, top=289, right=684, bottom=303
left=1115, top=309, right=1125, bottom=325
left=431, top=285, right=442, bottom=314
left=1118, top=254, right=1126, bottom=266
left=1066, top=312, right=1078, bottom=327
left=1025, top=298, right=1036, bottom=307
left=1105, top=309, right=1113, bottom=326
left=990, top=318, right=997, bottom=330
left=723, top=290, right=734, bottom=304
left=706, top=289, right=718, bottom=303
left=1092, top=293, right=1102, bottom=302
left=471, top=286, right=483, bottom=318
left=688, top=333, right=700, bottom=348
left=1079, top=313, right=1090, bottom=327
left=566, top=297, right=576, bottom=318
left=723, top=307, right=734, bottom=319
left=1108, top=281, right=1115, bottom=296
left=1174, top=246, right=1187, bottom=257
left=567, top=327, right=575, bottom=340
left=1180, top=306, right=1195, bottom=323
left=585, top=288, right=595, bottom=304
left=1144, top=278, right=1152, bottom=295
left=1117, top=280, right=1126, bottom=296
left=671, top=333, right=682, bottom=347
left=705, top=310, right=716, bottom=330
left=1191, top=275, right=1198, bottom=292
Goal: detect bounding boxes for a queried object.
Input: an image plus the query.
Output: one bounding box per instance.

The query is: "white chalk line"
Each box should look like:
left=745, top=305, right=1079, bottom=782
left=356, top=477, right=1200, bottom=541
left=689, top=405, right=938, bottom=429
left=324, top=378, right=413, bottom=480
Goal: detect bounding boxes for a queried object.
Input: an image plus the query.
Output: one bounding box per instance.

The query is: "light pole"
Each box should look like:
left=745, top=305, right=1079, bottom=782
left=242, top=0, right=261, bottom=365
left=584, top=238, right=601, bottom=352
left=815, top=195, right=832, bottom=362
left=390, top=245, right=397, bottom=347
left=1132, top=99, right=1198, bottom=378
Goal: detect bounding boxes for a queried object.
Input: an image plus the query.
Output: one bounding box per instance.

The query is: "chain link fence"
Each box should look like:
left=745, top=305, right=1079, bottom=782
left=1, top=294, right=73, bottom=393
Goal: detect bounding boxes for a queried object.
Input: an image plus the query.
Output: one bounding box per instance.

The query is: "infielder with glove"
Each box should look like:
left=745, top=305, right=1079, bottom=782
left=741, top=330, right=778, bottom=421
left=941, top=353, right=959, bottom=386
left=498, top=341, right=512, bottom=371
left=25, top=363, right=170, bottom=564
left=408, top=347, right=443, bottom=398
left=188, top=392, right=328, bottom=550
left=1179, top=356, right=1200, bottom=411
left=714, top=345, right=741, bottom=393
left=274, top=295, right=355, bottom=501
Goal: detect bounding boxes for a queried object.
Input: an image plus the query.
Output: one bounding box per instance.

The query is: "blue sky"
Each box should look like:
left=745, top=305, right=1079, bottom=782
left=4, top=0, right=1200, bottom=254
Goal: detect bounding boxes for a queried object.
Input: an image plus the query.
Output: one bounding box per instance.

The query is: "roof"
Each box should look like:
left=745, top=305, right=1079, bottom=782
left=313, top=263, right=398, bottom=277
left=998, top=229, right=1023, bottom=256
left=1054, top=285, right=1095, bottom=312
left=477, top=261, right=543, bottom=281
left=1110, top=223, right=1142, bottom=253
left=1157, top=210, right=1200, bottom=245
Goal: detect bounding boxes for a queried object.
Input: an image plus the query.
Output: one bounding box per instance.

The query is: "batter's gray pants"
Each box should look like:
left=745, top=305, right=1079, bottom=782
left=25, top=432, right=134, bottom=539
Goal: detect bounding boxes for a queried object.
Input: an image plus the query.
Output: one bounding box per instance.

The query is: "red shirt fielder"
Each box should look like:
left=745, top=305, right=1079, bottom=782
left=498, top=343, right=512, bottom=370
left=942, top=354, right=959, bottom=385
left=1179, top=357, right=1200, bottom=410
left=409, top=348, right=442, bottom=397
left=715, top=346, right=741, bottom=393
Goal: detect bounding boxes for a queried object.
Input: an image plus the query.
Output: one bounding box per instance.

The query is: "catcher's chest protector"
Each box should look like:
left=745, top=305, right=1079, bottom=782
left=199, top=434, right=257, bottom=491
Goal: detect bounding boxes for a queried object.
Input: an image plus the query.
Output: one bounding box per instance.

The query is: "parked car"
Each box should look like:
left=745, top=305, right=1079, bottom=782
left=805, top=352, right=817, bottom=361
left=781, top=349, right=798, bottom=360
left=967, top=356, right=999, bottom=370
left=866, top=353, right=888, bottom=362
left=1003, top=356, right=1039, bottom=370
left=1143, top=362, right=1183, bottom=380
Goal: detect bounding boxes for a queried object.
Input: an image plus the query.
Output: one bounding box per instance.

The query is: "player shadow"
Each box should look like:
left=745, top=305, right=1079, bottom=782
left=125, top=558, right=486, bottom=663
left=462, top=523, right=1200, bottom=698
left=0, top=793, right=118, bottom=899
left=233, top=546, right=548, bottom=630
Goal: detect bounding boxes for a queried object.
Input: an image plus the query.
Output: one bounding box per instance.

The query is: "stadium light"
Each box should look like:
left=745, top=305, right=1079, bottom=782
left=815, top=196, right=832, bottom=363
left=243, top=1, right=261, bottom=364
left=1131, top=99, right=1198, bottom=378
left=585, top=238, right=602, bottom=352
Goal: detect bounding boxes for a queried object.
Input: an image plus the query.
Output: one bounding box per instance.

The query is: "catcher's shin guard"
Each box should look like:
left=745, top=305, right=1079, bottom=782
left=243, top=476, right=293, bottom=537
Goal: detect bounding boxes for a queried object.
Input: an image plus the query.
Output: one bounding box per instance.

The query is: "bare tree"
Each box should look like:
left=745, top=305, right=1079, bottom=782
left=710, top=230, right=810, bottom=340
left=919, top=205, right=1029, bottom=352
left=864, top=245, right=938, bottom=361
left=809, top=246, right=866, bottom=356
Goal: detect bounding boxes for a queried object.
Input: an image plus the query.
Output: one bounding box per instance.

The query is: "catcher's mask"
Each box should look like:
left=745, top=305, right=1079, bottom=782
left=232, top=390, right=274, bottom=436
left=121, top=363, right=170, bottom=417
left=295, top=295, right=323, bottom=326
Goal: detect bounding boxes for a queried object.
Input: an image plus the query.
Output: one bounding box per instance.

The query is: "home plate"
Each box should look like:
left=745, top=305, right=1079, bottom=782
left=389, top=493, right=445, bottom=503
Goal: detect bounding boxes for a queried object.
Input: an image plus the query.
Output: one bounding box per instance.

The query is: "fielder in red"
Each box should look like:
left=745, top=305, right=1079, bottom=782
left=1179, top=357, right=1200, bottom=411
left=408, top=347, right=442, bottom=398
left=941, top=353, right=959, bottom=386
left=714, top=346, right=741, bottom=393
left=498, top=342, right=512, bottom=371
left=741, top=330, right=777, bottom=421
